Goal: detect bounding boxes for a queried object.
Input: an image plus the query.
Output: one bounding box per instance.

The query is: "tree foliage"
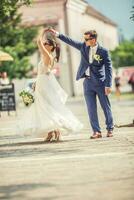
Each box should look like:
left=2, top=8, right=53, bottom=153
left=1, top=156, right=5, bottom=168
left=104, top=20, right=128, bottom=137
left=0, top=0, right=38, bottom=79
left=111, top=39, right=134, bottom=68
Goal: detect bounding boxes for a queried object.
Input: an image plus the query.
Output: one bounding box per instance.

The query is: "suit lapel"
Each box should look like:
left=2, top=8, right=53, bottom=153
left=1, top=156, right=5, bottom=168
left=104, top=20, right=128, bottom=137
left=95, top=44, right=102, bottom=54
left=81, top=44, right=90, bottom=63
left=92, top=44, right=102, bottom=63
left=85, top=46, right=90, bottom=62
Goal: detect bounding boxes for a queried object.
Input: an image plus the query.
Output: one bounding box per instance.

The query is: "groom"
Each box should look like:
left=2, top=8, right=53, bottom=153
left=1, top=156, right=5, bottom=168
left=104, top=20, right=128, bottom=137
left=48, top=29, right=114, bottom=139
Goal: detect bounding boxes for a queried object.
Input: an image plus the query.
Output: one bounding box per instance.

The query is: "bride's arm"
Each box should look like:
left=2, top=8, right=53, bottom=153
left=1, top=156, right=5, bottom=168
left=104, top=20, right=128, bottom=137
left=37, top=38, right=52, bottom=74
left=37, top=38, right=50, bottom=58
left=37, top=32, right=51, bottom=66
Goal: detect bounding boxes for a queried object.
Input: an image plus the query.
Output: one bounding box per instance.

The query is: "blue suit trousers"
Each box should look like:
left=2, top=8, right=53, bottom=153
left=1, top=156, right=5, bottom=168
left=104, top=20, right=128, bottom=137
left=83, top=78, right=114, bottom=133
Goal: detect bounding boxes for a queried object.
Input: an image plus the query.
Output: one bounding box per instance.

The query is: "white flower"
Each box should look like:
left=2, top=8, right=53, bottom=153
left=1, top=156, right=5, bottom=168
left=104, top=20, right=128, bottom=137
left=94, top=54, right=102, bottom=63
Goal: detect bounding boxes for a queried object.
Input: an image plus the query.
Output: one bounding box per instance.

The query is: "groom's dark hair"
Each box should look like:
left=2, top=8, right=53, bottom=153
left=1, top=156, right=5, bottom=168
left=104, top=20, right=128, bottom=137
left=84, top=30, right=97, bottom=39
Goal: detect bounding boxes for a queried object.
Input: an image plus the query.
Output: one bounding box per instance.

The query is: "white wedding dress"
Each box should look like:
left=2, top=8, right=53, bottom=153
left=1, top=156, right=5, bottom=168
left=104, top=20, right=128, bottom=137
left=17, top=57, right=83, bottom=138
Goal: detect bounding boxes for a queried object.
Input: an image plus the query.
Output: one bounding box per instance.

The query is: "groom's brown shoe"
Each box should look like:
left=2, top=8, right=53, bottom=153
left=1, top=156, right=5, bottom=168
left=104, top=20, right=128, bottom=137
left=107, top=131, right=113, bottom=137
left=90, top=132, right=102, bottom=139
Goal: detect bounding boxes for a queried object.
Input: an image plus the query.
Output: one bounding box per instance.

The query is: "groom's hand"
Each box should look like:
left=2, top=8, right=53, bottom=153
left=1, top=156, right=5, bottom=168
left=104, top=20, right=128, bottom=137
left=105, top=87, right=111, bottom=95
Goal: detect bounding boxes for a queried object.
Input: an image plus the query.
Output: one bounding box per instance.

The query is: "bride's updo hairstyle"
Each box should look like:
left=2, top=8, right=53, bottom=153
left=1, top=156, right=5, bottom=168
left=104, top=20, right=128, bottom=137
left=43, top=39, right=60, bottom=62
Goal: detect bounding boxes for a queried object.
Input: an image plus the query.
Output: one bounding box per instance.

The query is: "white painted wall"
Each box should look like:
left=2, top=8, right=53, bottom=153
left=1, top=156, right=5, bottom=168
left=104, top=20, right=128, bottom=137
left=20, top=0, right=119, bottom=97
left=65, top=0, right=119, bottom=95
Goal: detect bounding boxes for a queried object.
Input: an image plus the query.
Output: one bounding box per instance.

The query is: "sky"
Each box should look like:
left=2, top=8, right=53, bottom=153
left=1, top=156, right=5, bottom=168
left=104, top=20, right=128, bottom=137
left=87, top=0, right=134, bottom=40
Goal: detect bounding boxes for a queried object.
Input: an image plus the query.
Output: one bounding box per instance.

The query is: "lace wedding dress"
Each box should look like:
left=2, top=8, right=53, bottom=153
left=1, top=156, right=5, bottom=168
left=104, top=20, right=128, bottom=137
left=17, top=57, right=83, bottom=138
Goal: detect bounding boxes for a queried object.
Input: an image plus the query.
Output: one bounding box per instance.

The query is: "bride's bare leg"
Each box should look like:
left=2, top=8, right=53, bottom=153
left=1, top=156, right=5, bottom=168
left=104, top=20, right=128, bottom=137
left=45, top=131, right=53, bottom=142
left=54, top=130, right=61, bottom=142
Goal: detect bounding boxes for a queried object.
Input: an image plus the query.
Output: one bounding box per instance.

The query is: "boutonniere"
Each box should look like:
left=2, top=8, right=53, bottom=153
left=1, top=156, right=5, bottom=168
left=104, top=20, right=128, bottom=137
left=93, top=54, right=102, bottom=63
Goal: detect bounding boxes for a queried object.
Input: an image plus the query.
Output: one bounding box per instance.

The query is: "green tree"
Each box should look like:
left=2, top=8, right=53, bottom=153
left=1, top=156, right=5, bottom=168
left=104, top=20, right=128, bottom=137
left=111, top=39, right=134, bottom=69
left=0, top=0, right=38, bottom=79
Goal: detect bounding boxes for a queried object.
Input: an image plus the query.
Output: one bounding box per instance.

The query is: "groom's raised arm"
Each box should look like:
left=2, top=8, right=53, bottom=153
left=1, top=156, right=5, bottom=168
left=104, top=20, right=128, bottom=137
left=57, top=33, right=83, bottom=50
left=44, top=28, right=83, bottom=50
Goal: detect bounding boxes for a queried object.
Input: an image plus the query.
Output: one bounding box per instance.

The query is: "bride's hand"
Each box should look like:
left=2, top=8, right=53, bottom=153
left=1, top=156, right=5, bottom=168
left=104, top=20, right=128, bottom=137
left=32, top=82, right=36, bottom=91
left=44, top=28, right=56, bottom=35
left=41, top=28, right=53, bottom=42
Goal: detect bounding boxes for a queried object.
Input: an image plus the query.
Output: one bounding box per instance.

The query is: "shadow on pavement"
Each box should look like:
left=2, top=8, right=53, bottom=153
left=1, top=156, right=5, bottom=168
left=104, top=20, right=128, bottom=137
left=0, top=138, right=89, bottom=148
left=0, top=183, right=56, bottom=200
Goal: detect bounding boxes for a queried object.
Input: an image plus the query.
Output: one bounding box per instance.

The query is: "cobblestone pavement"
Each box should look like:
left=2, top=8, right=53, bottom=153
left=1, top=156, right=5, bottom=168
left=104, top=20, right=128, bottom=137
left=0, top=97, right=134, bottom=200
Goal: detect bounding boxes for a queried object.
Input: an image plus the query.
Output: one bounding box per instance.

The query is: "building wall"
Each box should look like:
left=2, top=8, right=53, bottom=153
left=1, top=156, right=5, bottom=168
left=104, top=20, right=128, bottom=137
left=20, top=0, right=64, bottom=26
left=20, top=0, right=119, bottom=96
left=66, top=0, right=119, bottom=95
left=20, top=0, right=74, bottom=96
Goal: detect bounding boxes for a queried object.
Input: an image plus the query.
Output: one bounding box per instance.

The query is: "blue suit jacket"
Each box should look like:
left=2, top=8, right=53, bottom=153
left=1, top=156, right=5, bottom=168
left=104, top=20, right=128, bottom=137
left=58, top=34, right=113, bottom=87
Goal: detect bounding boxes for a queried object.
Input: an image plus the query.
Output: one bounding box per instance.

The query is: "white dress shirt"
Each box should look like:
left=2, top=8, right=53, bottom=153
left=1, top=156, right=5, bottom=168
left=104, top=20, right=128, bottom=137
left=85, top=43, right=98, bottom=76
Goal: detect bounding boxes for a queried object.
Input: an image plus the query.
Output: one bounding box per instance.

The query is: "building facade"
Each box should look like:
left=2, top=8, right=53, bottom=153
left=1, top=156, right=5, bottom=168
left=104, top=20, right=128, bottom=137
left=20, top=0, right=119, bottom=96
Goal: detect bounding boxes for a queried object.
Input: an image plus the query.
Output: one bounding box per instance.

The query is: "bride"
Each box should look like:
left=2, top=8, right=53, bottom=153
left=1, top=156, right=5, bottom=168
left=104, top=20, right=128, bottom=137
left=17, top=29, right=83, bottom=142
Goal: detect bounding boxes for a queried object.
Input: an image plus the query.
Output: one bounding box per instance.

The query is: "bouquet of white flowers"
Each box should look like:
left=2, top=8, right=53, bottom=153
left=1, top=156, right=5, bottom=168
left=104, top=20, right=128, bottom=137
left=19, top=79, right=36, bottom=106
left=19, top=90, right=34, bottom=106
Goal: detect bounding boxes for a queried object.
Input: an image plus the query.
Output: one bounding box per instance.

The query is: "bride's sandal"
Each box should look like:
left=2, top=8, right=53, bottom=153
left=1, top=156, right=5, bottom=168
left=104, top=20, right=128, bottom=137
left=44, top=131, right=53, bottom=142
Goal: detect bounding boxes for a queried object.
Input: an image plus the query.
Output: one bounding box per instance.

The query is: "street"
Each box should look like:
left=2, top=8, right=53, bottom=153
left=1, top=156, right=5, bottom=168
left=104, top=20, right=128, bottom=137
left=0, top=97, right=134, bottom=200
